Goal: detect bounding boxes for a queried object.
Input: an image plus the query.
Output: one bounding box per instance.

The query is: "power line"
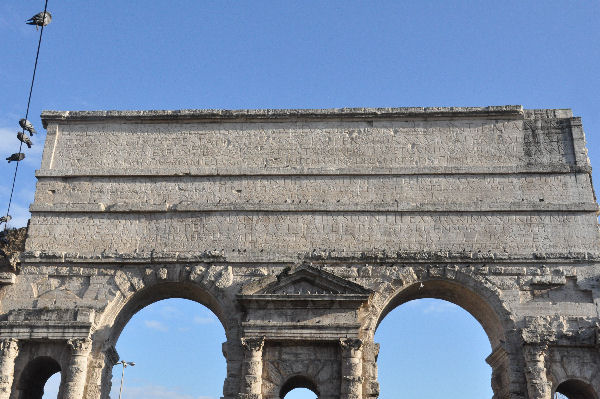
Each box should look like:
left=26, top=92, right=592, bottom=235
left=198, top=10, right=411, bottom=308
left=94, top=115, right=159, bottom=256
left=3, top=0, right=50, bottom=233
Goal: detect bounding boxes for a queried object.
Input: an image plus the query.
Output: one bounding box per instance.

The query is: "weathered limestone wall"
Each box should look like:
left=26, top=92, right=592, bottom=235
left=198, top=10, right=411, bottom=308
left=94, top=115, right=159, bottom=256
left=0, top=106, right=598, bottom=399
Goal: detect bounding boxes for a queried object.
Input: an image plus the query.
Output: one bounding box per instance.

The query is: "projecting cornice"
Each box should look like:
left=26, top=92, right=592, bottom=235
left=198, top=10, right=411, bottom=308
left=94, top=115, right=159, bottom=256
left=40, top=105, right=534, bottom=127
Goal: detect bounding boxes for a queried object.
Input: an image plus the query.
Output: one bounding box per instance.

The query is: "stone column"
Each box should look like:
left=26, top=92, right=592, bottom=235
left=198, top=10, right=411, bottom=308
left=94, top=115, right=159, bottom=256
left=523, top=344, right=552, bottom=399
left=63, top=338, right=92, bottom=399
left=340, top=338, right=363, bottom=399
left=223, top=340, right=244, bottom=399
left=362, top=341, right=379, bottom=399
left=239, top=337, right=264, bottom=399
left=0, top=339, right=18, bottom=399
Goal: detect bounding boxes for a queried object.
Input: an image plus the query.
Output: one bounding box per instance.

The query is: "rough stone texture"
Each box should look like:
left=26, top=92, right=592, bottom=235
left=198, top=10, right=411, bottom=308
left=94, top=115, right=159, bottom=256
left=0, top=228, right=27, bottom=277
left=0, top=106, right=599, bottom=398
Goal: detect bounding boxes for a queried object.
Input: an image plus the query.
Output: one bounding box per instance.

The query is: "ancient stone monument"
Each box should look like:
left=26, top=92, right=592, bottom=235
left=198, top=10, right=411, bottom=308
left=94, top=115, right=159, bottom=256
left=0, top=106, right=599, bottom=398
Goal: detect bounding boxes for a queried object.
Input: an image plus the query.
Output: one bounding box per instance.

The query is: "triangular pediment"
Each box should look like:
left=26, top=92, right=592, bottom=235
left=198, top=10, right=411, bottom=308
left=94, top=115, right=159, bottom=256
left=240, top=264, right=371, bottom=296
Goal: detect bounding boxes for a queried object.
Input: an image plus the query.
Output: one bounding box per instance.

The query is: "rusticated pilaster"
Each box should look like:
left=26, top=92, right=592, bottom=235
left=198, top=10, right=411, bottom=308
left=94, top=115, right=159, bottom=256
left=523, top=344, right=552, bottom=399
left=0, top=339, right=18, bottom=399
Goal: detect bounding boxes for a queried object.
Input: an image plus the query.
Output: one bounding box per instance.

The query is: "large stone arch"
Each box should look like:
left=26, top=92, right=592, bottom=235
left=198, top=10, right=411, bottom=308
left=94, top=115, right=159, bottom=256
left=361, top=265, right=517, bottom=399
left=367, top=266, right=512, bottom=347
left=85, top=264, right=241, bottom=399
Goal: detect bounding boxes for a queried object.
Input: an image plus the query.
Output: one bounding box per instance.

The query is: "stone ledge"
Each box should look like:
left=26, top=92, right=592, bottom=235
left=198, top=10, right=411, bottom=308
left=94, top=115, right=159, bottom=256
left=241, top=323, right=362, bottom=341
left=40, top=106, right=526, bottom=127
left=34, top=164, right=592, bottom=177
left=28, top=203, right=600, bottom=213
left=0, top=321, right=92, bottom=340
left=18, top=250, right=600, bottom=264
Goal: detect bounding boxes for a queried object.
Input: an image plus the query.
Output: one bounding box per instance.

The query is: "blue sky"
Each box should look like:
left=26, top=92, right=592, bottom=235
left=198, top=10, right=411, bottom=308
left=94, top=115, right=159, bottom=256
left=1, top=1, right=598, bottom=398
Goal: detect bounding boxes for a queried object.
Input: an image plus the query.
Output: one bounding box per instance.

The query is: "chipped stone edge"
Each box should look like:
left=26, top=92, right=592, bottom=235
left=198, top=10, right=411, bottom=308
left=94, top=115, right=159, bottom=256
left=18, top=250, right=600, bottom=264
left=40, top=106, right=530, bottom=128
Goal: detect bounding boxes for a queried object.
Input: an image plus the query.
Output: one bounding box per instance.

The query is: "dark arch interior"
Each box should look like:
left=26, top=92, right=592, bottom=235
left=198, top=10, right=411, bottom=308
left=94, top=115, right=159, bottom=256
left=556, top=379, right=598, bottom=399
left=376, top=279, right=505, bottom=348
left=280, top=375, right=320, bottom=398
left=17, top=356, right=61, bottom=399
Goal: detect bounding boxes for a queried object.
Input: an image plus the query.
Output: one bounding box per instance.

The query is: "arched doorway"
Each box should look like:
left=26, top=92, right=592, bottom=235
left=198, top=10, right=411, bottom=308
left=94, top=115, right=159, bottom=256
left=554, top=379, right=598, bottom=399
left=97, top=279, right=231, bottom=398
left=374, top=278, right=509, bottom=398
left=376, top=298, right=492, bottom=398
left=280, top=375, right=319, bottom=399
left=17, top=356, right=61, bottom=399
left=109, top=297, right=226, bottom=398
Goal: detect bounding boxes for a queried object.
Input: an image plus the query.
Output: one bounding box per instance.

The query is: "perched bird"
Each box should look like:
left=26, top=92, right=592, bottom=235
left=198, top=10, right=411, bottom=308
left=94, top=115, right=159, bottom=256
left=0, top=215, right=11, bottom=224
left=19, top=119, right=36, bottom=136
left=6, top=153, right=25, bottom=163
left=17, top=132, right=32, bottom=149
left=26, top=11, right=52, bottom=29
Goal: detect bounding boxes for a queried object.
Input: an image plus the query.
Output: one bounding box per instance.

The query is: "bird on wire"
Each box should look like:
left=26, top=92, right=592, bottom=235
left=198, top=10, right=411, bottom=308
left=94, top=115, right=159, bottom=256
left=0, top=216, right=11, bottom=224
left=6, top=153, right=25, bottom=163
left=17, top=132, right=32, bottom=149
left=26, top=11, right=52, bottom=30
left=19, top=119, right=36, bottom=136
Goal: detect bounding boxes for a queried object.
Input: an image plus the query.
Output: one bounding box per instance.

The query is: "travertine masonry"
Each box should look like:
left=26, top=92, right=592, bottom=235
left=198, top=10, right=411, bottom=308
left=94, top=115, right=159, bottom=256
left=0, top=106, right=599, bottom=399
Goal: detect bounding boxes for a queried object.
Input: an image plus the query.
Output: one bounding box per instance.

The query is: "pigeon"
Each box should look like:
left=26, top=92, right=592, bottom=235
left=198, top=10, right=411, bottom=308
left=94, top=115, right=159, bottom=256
left=0, top=215, right=11, bottom=224
left=6, top=153, right=25, bottom=163
left=26, top=11, right=52, bottom=29
left=17, top=132, right=32, bottom=149
left=19, top=119, right=36, bottom=136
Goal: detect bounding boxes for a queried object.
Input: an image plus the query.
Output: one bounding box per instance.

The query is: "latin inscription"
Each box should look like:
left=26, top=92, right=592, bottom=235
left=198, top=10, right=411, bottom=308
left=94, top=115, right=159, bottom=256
left=47, top=120, right=574, bottom=172
left=27, top=212, right=600, bottom=255
left=34, top=174, right=594, bottom=210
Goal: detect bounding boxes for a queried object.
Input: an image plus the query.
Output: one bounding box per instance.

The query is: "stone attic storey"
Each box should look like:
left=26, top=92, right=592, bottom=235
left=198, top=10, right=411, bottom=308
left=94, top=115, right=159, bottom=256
left=0, top=105, right=598, bottom=399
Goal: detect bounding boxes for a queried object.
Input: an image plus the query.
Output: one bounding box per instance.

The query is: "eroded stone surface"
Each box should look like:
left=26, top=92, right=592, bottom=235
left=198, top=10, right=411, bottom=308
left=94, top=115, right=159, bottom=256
left=0, top=106, right=599, bottom=398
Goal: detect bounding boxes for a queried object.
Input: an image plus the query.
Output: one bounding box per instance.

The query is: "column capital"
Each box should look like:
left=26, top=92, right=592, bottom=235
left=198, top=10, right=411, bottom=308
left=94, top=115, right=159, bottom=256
left=241, top=337, right=265, bottom=352
left=523, top=343, right=548, bottom=360
left=67, top=338, right=92, bottom=354
left=340, top=338, right=363, bottom=351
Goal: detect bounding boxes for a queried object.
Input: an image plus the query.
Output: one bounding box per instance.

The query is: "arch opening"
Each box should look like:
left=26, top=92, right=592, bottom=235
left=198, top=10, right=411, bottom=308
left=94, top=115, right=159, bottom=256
left=375, top=279, right=507, bottom=399
left=40, top=372, right=61, bottom=399
left=107, top=281, right=228, bottom=346
left=280, top=375, right=320, bottom=398
left=109, top=297, right=227, bottom=398
left=376, top=279, right=506, bottom=349
left=555, top=379, right=598, bottom=399
left=100, top=280, right=230, bottom=399
left=17, top=356, right=61, bottom=399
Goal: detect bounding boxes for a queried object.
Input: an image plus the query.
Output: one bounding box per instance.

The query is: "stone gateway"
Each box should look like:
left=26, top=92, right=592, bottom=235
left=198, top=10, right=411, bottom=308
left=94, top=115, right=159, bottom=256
left=0, top=106, right=599, bottom=398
